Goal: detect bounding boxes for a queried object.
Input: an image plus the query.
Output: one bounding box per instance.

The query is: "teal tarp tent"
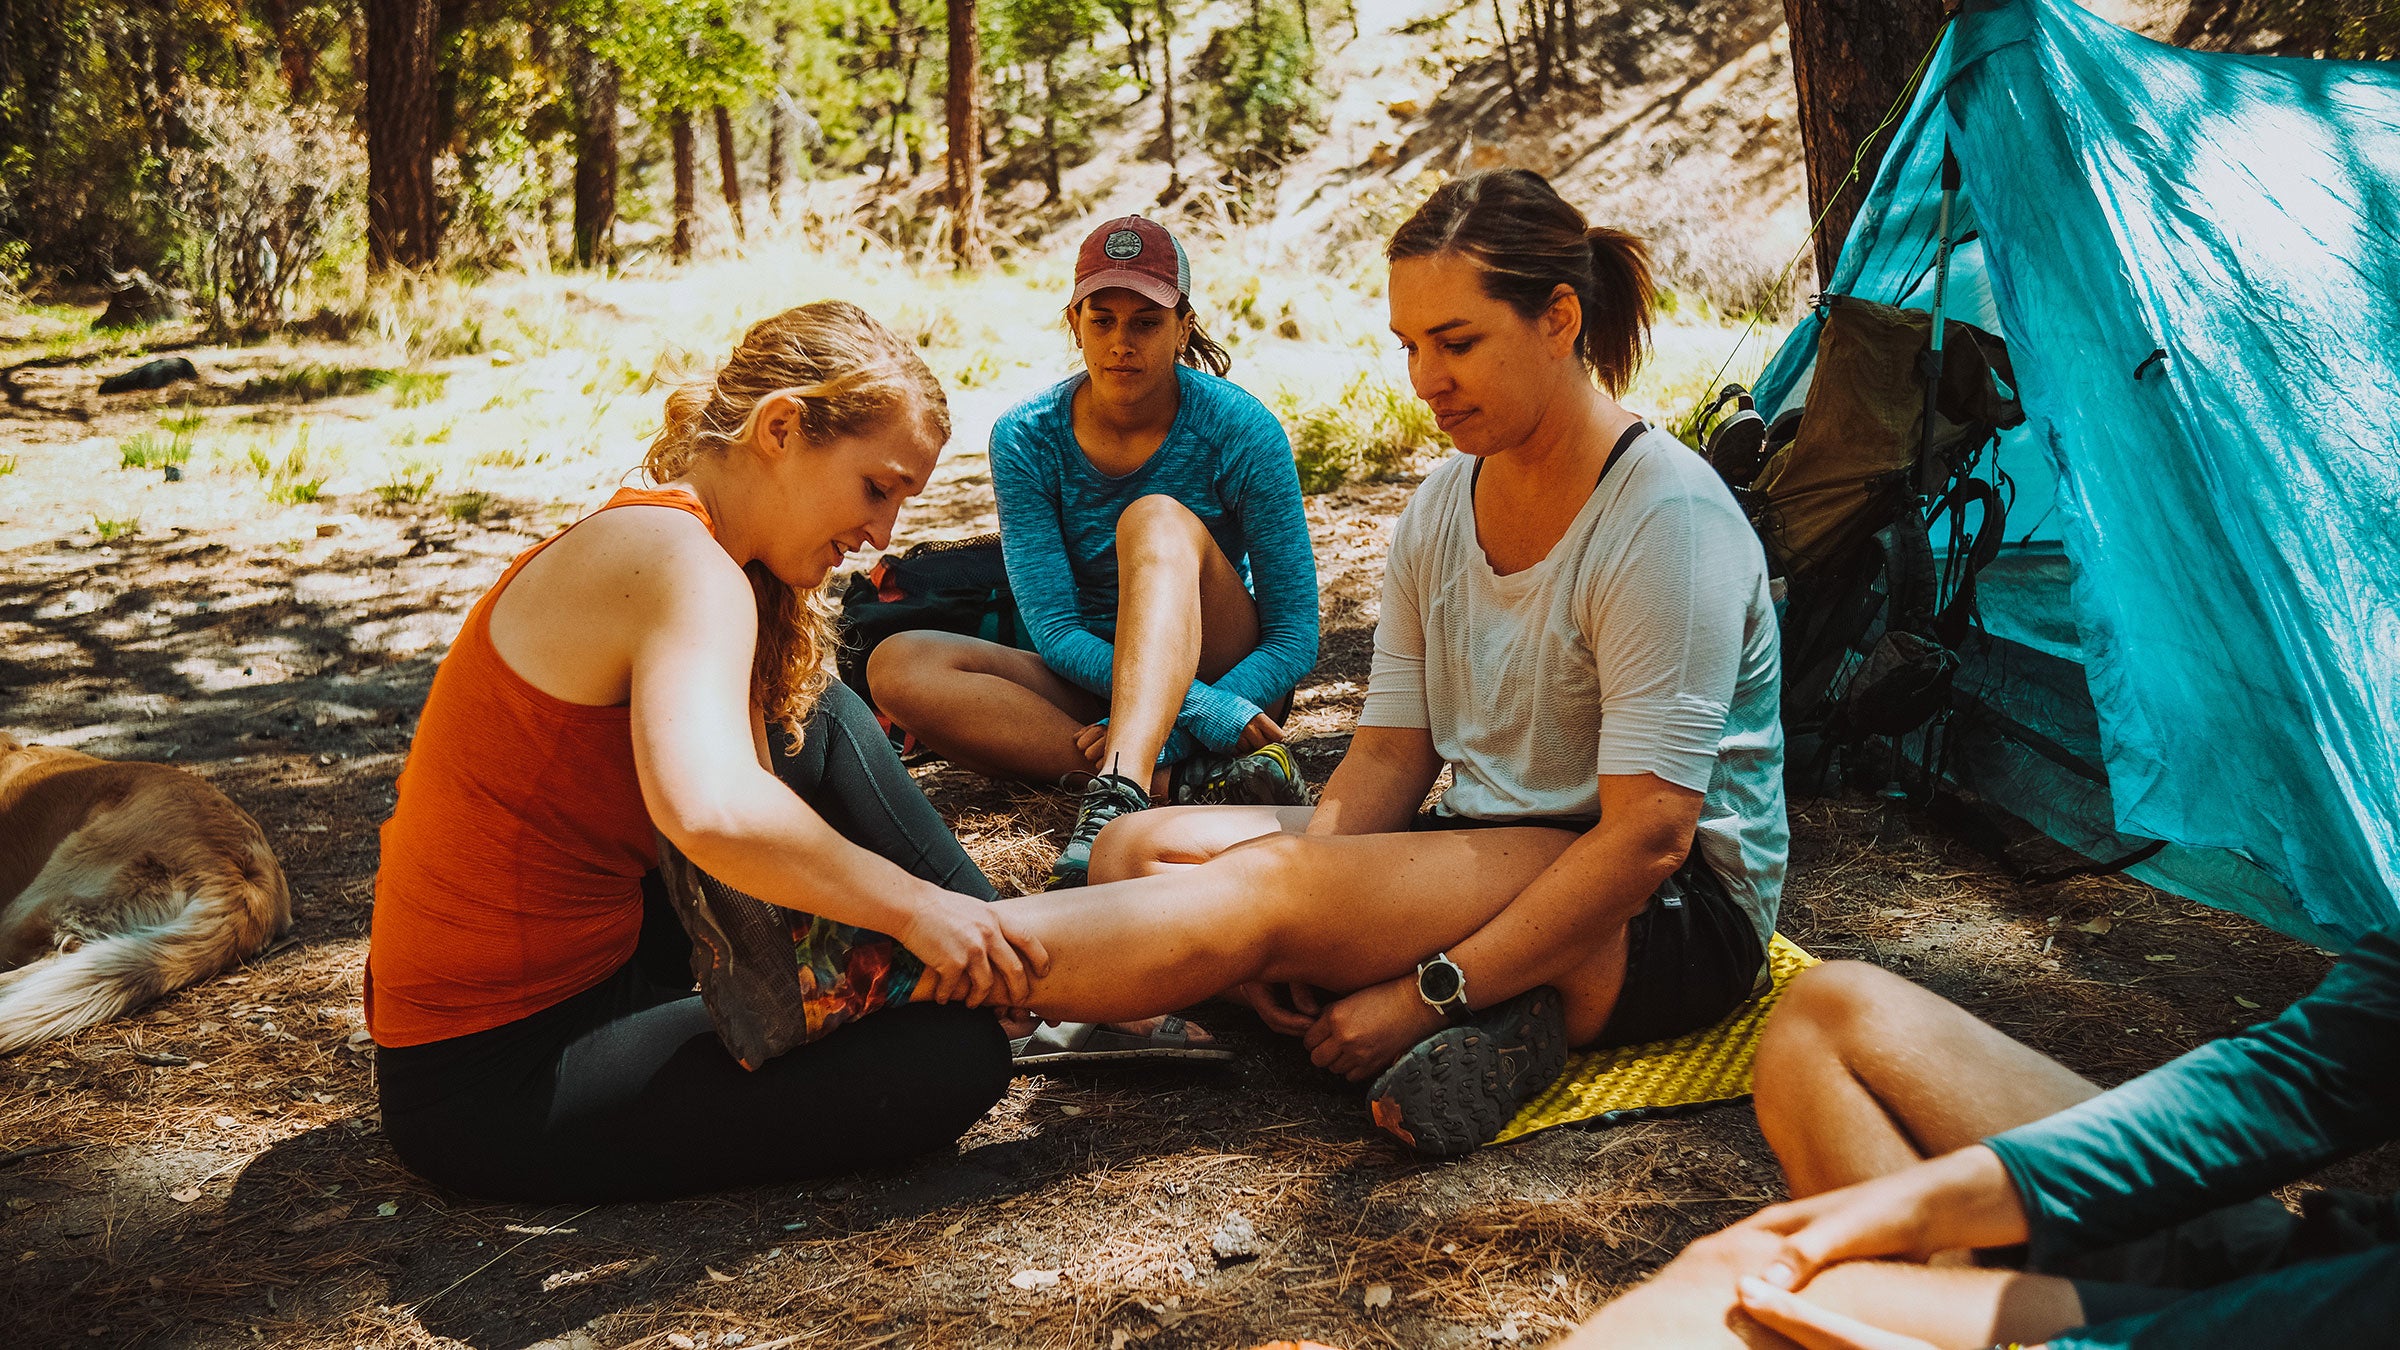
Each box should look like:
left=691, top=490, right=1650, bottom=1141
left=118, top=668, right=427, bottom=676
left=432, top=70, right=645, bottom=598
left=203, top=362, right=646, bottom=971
left=1753, top=0, right=2400, bottom=950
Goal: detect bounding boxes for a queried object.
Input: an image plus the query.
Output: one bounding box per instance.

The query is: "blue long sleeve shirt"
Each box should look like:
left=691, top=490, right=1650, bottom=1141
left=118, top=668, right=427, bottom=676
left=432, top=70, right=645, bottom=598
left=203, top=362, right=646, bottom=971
left=1982, top=928, right=2400, bottom=1349
left=988, top=366, right=1320, bottom=759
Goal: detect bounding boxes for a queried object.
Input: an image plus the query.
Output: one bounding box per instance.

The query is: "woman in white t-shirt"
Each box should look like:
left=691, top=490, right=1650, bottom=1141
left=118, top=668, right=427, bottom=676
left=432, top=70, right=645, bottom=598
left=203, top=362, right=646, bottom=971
left=1077, top=168, right=1789, bottom=1153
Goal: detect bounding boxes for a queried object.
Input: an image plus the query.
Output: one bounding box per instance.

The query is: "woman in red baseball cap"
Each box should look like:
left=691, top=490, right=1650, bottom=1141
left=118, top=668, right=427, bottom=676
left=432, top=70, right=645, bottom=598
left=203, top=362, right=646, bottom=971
left=871, top=215, right=1321, bottom=902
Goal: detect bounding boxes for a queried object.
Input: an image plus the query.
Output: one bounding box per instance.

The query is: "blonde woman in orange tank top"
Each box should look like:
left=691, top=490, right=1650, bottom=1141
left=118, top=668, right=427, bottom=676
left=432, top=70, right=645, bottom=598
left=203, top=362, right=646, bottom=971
left=372, top=301, right=1048, bottom=1201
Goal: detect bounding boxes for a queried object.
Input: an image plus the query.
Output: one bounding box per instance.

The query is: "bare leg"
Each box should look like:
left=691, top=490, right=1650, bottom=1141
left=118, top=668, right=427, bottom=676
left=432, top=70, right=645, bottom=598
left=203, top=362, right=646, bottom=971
left=1087, top=803, right=1306, bottom=881
left=869, top=632, right=1102, bottom=782
left=1752, top=962, right=2101, bottom=1197
left=996, top=825, right=1662, bottom=1043
left=867, top=495, right=1261, bottom=795
left=1096, top=494, right=1261, bottom=794
left=1561, top=1224, right=2086, bottom=1350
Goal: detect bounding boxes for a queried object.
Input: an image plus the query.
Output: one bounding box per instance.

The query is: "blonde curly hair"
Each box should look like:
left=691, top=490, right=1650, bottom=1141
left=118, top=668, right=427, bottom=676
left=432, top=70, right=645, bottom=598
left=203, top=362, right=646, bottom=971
left=642, top=300, right=949, bottom=742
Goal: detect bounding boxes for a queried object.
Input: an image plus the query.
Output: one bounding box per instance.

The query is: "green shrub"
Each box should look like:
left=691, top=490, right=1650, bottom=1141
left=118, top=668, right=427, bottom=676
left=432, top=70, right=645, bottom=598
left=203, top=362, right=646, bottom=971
left=389, top=370, right=450, bottom=408
left=0, top=454, right=16, bottom=476
left=239, top=364, right=395, bottom=403
left=120, top=428, right=194, bottom=470
left=445, top=490, right=495, bottom=523
left=268, top=477, right=326, bottom=504
left=92, top=516, right=139, bottom=541
left=375, top=461, right=439, bottom=506
left=1277, top=374, right=1447, bottom=493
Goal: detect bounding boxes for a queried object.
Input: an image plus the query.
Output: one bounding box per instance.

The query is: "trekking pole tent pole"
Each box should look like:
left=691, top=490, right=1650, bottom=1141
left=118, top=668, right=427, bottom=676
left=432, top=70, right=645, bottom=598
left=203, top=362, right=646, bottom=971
left=1919, top=141, right=1961, bottom=482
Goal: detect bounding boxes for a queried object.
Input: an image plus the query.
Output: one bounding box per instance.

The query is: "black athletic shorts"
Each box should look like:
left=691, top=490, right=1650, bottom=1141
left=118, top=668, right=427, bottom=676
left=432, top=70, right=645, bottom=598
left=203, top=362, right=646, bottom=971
left=1409, top=811, right=1770, bottom=1047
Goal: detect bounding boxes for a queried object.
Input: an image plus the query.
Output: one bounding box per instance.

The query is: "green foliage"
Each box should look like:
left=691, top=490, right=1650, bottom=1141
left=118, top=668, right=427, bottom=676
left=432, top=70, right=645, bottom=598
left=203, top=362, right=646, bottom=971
left=243, top=425, right=332, bottom=505
left=446, top=490, right=497, bottom=523
left=1192, top=4, right=1322, bottom=178
left=390, top=371, right=451, bottom=408
left=240, top=365, right=397, bottom=403
left=0, top=453, right=18, bottom=476
left=92, top=517, right=139, bottom=542
left=119, top=425, right=195, bottom=470
left=1276, top=373, right=1446, bottom=493
left=375, top=461, right=440, bottom=507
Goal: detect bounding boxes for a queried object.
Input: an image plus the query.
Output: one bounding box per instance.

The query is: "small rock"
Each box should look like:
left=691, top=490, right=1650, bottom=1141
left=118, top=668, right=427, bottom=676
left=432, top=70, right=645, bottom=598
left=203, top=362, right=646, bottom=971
left=1386, top=97, right=1423, bottom=118
left=1364, top=1283, right=1394, bottom=1308
left=666, top=1335, right=698, bottom=1350
left=1210, top=1211, right=1258, bottom=1264
left=1009, top=1267, right=1063, bottom=1290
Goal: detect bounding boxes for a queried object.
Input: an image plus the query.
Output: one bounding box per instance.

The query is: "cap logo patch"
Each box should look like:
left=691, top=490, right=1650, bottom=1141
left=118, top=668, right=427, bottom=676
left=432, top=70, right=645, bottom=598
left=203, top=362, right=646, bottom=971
left=1103, top=229, right=1145, bottom=260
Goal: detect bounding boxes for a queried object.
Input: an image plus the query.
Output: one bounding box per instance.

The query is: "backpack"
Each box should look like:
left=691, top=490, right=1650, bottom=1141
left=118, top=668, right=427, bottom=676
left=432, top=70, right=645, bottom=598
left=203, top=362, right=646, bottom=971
left=1697, top=293, right=2025, bottom=792
left=834, top=534, right=1035, bottom=747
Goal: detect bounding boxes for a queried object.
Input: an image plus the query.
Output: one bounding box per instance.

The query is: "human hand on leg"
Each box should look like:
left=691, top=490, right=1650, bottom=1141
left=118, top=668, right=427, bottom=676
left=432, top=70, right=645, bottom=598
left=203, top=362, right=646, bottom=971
left=1074, top=721, right=1109, bottom=769
left=1743, top=1146, right=2029, bottom=1291
left=1734, top=1277, right=1941, bottom=1350
left=1304, top=977, right=1443, bottom=1081
left=1233, top=981, right=1323, bottom=1035
left=1235, top=711, right=1287, bottom=753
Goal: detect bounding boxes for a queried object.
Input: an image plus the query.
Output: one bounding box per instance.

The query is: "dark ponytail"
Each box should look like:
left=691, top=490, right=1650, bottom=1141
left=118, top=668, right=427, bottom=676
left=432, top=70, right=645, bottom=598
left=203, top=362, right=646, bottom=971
left=1387, top=169, right=1657, bottom=394
left=1176, top=300, right=1233, bottom=376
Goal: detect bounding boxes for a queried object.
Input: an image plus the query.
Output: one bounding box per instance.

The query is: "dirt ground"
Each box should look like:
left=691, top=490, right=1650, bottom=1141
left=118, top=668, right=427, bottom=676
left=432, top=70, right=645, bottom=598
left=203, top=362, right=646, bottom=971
left=5, top=315, right=2396, bottom=1350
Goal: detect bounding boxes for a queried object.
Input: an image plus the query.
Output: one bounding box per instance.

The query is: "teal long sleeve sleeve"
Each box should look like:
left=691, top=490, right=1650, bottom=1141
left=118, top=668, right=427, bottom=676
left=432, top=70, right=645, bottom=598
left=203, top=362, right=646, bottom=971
left=1982, top=928, right=2400, bottom=1267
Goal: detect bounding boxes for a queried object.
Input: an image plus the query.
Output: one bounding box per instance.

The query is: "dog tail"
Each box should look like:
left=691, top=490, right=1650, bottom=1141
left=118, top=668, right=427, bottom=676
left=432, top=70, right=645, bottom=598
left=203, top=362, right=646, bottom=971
left=0, top=850, right=288, bottom=1055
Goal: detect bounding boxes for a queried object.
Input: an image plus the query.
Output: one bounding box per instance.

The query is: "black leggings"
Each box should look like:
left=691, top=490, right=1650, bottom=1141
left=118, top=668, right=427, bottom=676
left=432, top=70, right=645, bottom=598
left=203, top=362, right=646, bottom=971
left=376, top=683, right=1011, bottom=1204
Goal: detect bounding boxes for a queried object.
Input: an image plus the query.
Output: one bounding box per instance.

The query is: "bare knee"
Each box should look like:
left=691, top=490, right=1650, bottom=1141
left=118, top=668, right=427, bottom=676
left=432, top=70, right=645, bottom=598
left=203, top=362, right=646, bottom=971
left=1754, top=961, right=1911, bottom=1120
left=1116, top=494, right=1206, bottom=563
left=1089, top=808, right=1185, bottom=882
left=866, top=631, right=958, bottom=724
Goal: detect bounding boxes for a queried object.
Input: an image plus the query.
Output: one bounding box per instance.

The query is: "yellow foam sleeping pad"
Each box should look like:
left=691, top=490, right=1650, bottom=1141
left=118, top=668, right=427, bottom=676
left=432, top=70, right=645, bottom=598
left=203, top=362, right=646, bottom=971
left=1492, top=934, right=1820, bottom=1145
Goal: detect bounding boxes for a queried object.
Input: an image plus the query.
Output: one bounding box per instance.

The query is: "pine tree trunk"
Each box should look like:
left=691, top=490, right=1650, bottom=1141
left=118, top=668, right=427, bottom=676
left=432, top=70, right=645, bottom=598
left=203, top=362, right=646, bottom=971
left=1556, top=0, right=1576, bottom=85
left=946, top=0, right=990, bottom=266
left=713, top=105, right=746, bottom=241
left=1783, top=0, right=1949, bottom=286
left=1041, top=55, right=1062, bottom=203
left=767, top=21, right=793, bottom=216
left=569, top=39, right=618, bottom=267
left=364, top=0, right=441, bottom=270
left=1490, top=0, right=1526, bottom=115
left=671, top=113, right=697, bottom=261
left=1158, top=0, right=1180, bottom=199
left=1526, top=0, right=1551, bottom=94
left=1297, top=0, right=1313, bottom=50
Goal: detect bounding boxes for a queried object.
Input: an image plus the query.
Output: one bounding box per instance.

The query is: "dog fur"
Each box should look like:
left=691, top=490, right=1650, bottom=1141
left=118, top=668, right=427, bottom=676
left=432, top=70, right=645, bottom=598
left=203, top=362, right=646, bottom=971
left=0, top=732, right=291, bottom=1053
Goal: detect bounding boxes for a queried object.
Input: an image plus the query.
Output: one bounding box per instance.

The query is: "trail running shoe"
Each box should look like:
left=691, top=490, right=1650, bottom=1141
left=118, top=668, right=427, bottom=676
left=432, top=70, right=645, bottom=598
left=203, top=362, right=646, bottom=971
left=1169, top=742, right=1313, bottom=807
left=1045, top=772, right=1151, bottom=890
left=1367, top=986, right=1570, bottom=1157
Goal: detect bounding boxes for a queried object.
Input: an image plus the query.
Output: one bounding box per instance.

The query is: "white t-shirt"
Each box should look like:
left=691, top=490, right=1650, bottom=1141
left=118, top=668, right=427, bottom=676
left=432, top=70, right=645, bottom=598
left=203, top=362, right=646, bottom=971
left=1359, top=429, right=1788, bottom=948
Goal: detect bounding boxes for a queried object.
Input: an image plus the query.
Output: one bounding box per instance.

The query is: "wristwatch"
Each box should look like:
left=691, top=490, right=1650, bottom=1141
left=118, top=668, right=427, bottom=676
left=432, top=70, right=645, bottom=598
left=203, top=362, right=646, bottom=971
left=1415, top=952, right=1472, bottom=1025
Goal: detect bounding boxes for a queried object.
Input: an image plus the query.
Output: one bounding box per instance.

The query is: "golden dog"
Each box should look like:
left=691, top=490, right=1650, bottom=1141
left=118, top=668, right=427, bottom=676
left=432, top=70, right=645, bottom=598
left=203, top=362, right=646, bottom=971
left=0, top=732, right=291, bottom=1052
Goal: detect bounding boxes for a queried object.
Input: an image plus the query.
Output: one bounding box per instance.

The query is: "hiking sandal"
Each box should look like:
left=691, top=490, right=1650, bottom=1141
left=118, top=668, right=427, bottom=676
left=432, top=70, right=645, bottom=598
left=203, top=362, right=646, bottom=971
left=1010, top=1015, right=1235, bottom=1068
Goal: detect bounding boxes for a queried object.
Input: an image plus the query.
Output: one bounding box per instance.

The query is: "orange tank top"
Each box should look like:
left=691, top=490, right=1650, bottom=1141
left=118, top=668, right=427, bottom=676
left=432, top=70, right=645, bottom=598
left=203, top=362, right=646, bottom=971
left=366, top=487, right=718, bottom=1047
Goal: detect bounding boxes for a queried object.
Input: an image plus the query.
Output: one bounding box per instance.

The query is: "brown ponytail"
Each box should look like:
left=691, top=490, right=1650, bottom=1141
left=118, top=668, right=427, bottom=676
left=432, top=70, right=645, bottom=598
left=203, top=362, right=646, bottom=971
left=643, top=300, right=949, bottom=742
left=1387, top=169, right=1658, bottom=394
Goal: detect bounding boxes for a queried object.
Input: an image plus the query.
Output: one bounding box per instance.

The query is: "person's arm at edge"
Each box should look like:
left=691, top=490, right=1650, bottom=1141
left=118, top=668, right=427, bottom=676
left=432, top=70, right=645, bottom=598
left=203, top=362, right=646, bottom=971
left=625, top=519, right=1039, bottom=1005
left=991, top=409, right=1122, bottom=698
left=1983, top=927, right=2400, bottom=1265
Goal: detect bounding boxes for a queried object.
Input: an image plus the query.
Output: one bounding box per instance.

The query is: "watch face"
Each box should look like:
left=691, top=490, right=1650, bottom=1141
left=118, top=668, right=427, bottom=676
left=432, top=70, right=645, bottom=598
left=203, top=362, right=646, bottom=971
left=1419, top=959, right=1463, bottom=1003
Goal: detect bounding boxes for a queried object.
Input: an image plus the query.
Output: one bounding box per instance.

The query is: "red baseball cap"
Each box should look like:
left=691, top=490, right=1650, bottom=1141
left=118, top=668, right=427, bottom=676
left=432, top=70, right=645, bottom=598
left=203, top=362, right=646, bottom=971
left=1071, top=216, right=1190, bottom=310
